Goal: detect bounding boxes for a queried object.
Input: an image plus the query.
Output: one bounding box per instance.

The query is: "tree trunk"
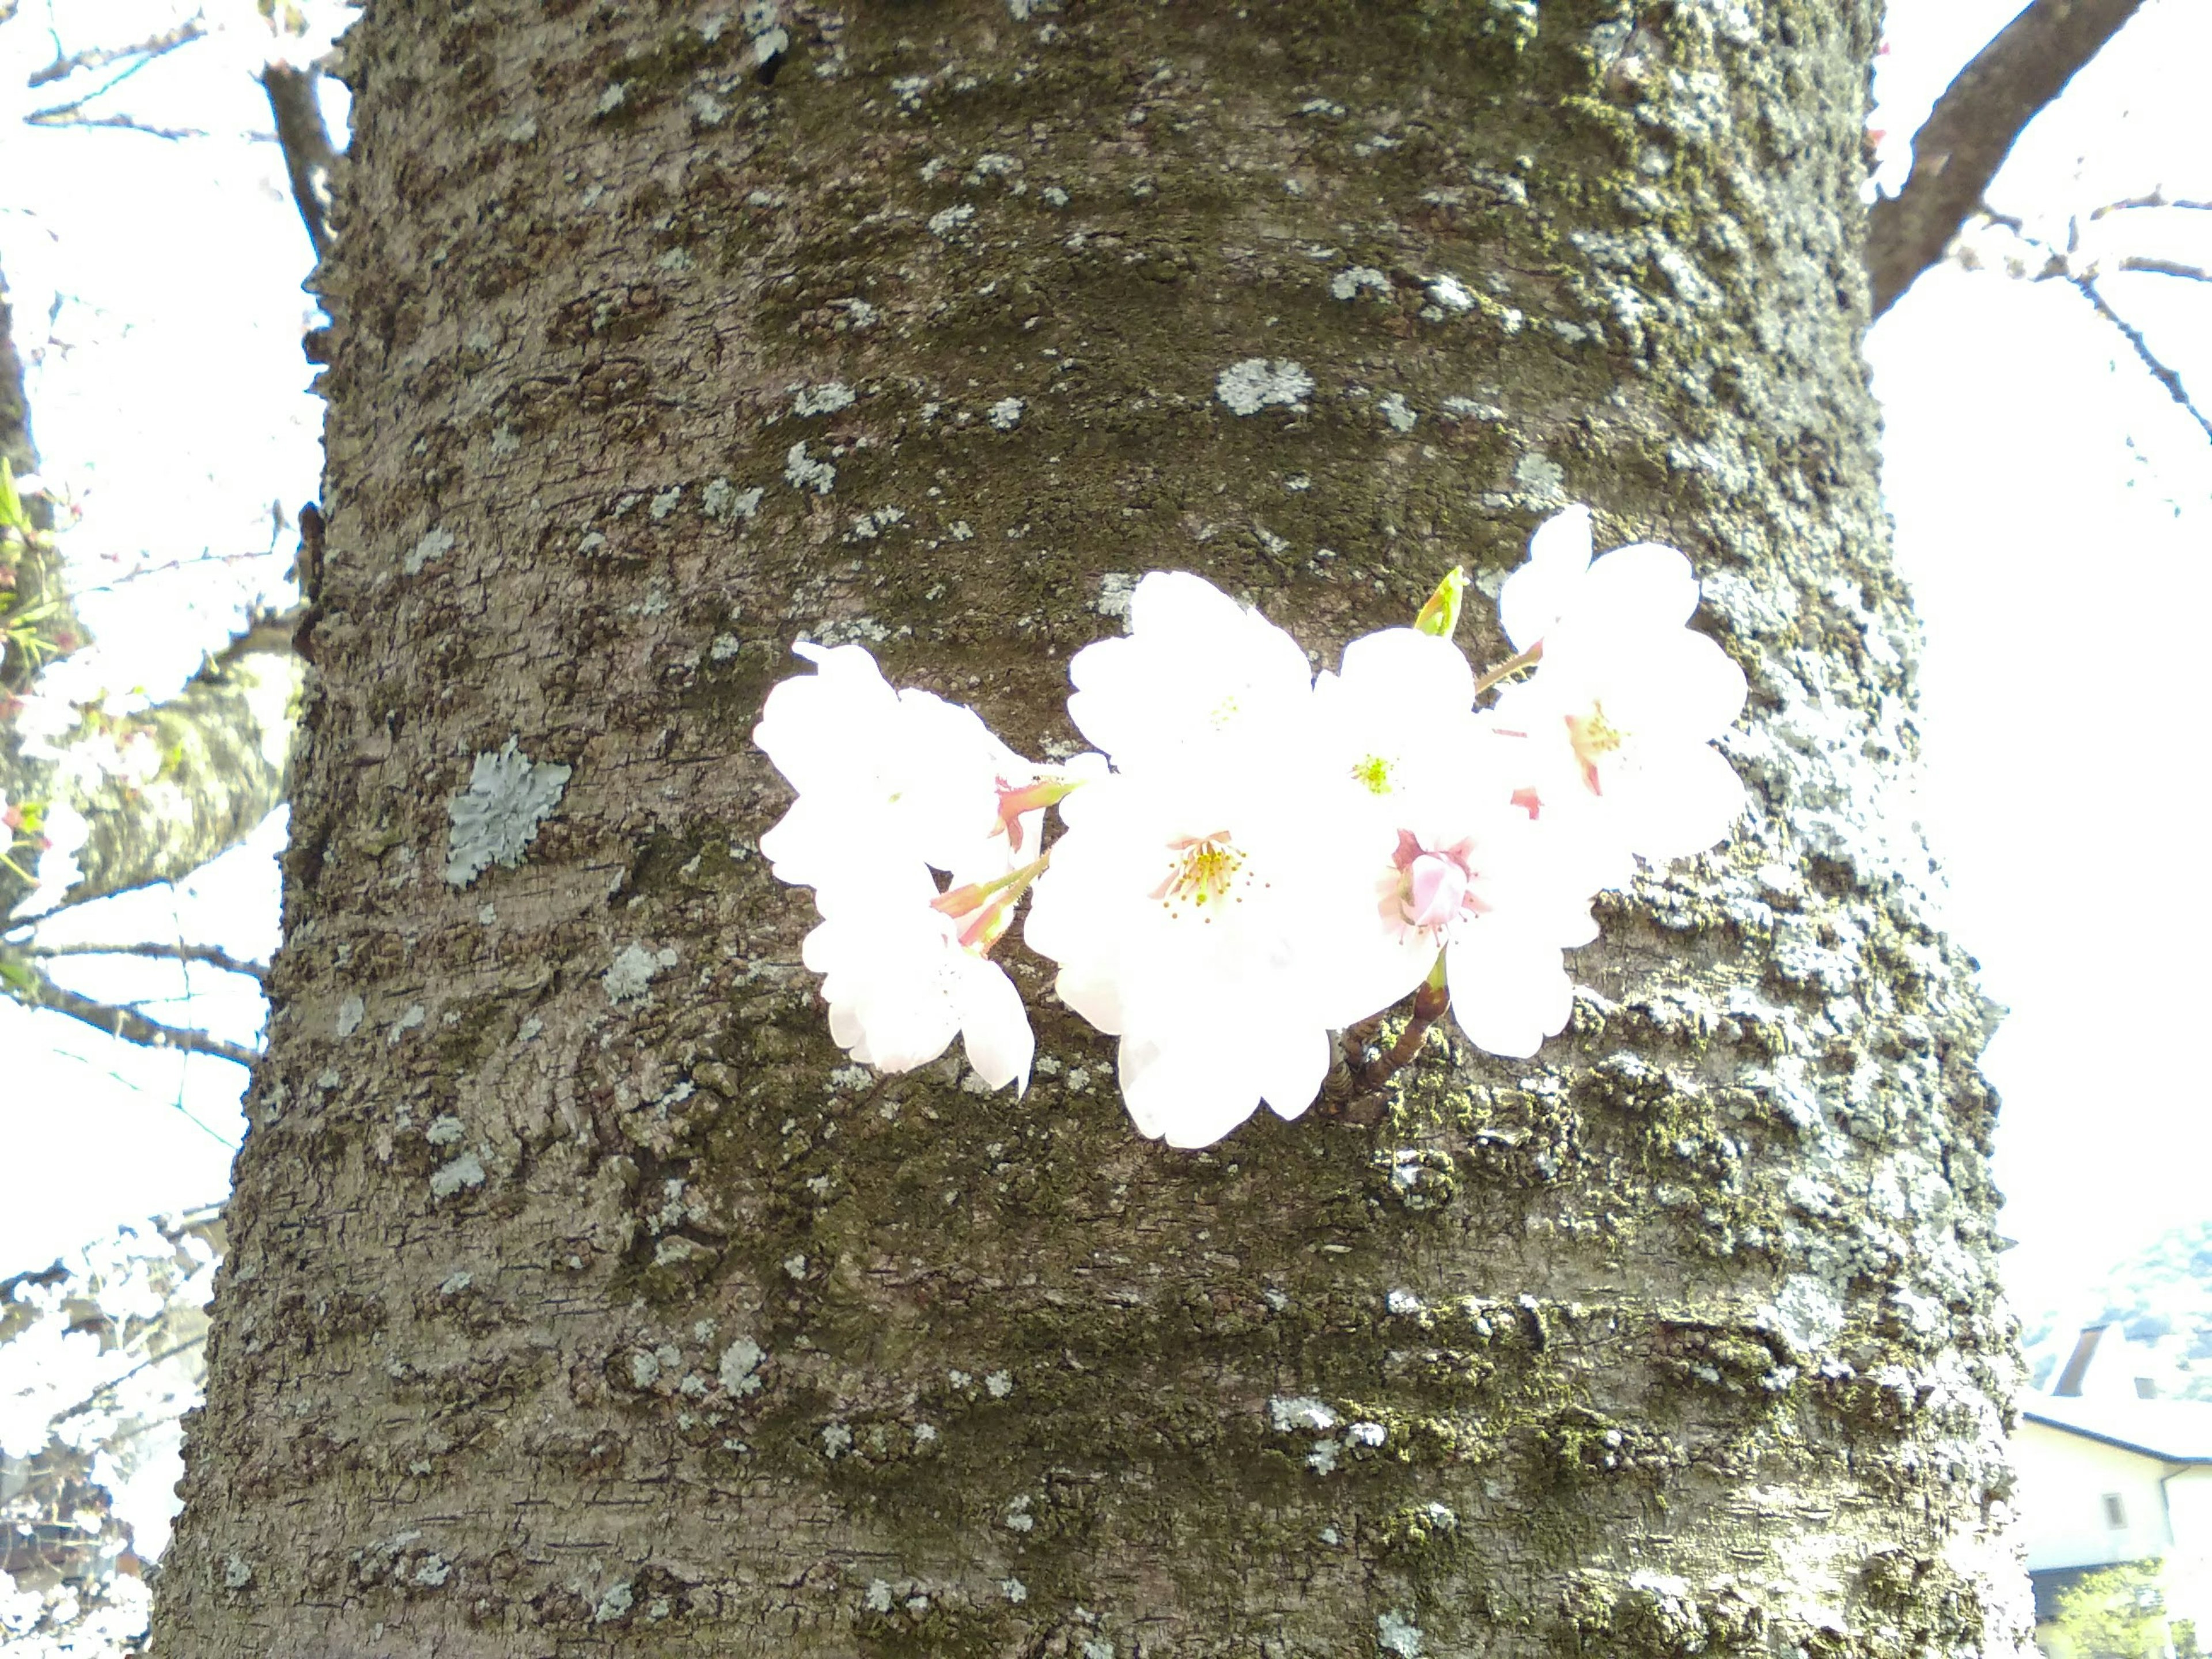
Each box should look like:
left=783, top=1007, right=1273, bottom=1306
left=156, top=4, right=2029, bottom=1656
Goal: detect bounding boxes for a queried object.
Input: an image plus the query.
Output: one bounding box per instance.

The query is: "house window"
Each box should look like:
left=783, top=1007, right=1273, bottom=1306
left=2103, top=1493, right=2128, bottom=1529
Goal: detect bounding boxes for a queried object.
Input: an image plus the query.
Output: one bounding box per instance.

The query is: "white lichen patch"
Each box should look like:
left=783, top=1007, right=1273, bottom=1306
left=1216, top=357, right=1313, bottom=416
left=387, top=1004, right=426, bottom=1044
left=1427, top=273, right=1476, bottom=310
left=927, top=202, right=976, bottom=238
left=1513, top=453, right=1567, bottom=502
left=1378, top=392, right=1417, bottom=433
left=987, top=396, right=1025, bottom=430
left=649, top=486, right=684, bottom=519
left=604, top=944, right=678, bottom=1004
left=702, top=478, right=764, bottom=522
left=429, top=1150, right=486, bottom=1199
left=1329, top=265, right=1389, bottom=301
left=443, top=738, right=572, bottom=887
left=1764, top=1272, right=1847, bottom=1357
left=865, top=1580, right=894, bottom=1613
left=718, top=1336, right=765, bottom=1395
left=335, top=994, right=365, bottom=1039
left=426, top=1114, right=465, bottom=1146
left=1268, top=1396, right=1338, bottom=1434
left=1377, top=1610, right=1425, bottom=1656
left=404, top=525, right=456, bottom=575
left=1094, top=573, right=1140, bottom=620
left=793, top=381, right=855, bottom=417
left=785, top=442, right=836, bottom=494
left=593, top=1582, right=633, bottom=1623
left=985, top=1369, right=1014, bottom=1398
left=594, top=82, right=627, bottom=115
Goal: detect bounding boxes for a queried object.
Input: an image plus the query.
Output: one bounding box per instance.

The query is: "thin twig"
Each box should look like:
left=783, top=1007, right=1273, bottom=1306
left=9, top=962, right=260, bottom=1067
left=2118, top=256, right=2212, bottom=283
left=41, top=1043, right=243, bottom=1148
left=25, top=108, right=203, bottom=138
left=2094, top=191, right=2212, bottom=218
left=2070, top=275, right=2212, bottom=445
left=30, top=940, right=269, bottom=982
left=28, top=15, right=206, bottom=87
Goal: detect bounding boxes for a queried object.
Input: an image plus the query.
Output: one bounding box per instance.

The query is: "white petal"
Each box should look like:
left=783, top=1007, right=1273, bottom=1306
left=1580, top=540, right=1699, bottom=632
left=1256, top=1024, right=1331, bottom=1122
left=955, top=957, right=1035, bottom=1094
left=1611, top=741, right=1747, bottom=860
left=1118, top=1030, right=1258, bottom=1149
left=1445, top=930, right=1573, bottom=1058
left=1498, top=505, right=1593, bottom=651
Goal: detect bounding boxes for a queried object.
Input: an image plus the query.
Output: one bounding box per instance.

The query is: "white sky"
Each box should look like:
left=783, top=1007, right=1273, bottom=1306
left=1, top=1, right=2207, bottom=1325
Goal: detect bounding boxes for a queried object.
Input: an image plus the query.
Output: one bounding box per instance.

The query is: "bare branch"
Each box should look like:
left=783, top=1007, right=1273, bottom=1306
left=24, top=107, right=204, bottom=139
left=28, top=15, right=206, bottom=88
left=2118, top=256, right=2212, bottom=283
left=2094, top=191, right=2212, bottom=218
left=1868, top=0, right=2147, bottom=319
left=28, top=940, right=268, bottom=982
left=2069, top=275, right=2212, bottom=446
left=3, top=956, right=259, bottom=1068
left=262, top=62, right=338, bottom=259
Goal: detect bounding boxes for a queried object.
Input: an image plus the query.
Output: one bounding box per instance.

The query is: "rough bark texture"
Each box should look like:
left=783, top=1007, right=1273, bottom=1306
left=158, top=3, right=2029, bottom=1656
left=1865, top=0, right=2145, bottom=318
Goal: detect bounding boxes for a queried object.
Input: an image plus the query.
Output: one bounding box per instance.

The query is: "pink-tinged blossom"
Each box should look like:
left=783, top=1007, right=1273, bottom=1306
left=1487, top=510, right=1748, bottom=885
left=1025, top=761, right=1343, bottom=1147
left=753, top=641, right=1043, bottom=888
left=1298, top=627, right=1592, bottom=1058
left=800, top=859, right=1035, bottom=1093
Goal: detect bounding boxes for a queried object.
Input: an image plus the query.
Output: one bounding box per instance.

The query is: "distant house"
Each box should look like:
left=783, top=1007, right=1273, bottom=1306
left=2014, top=1324, right=2212, bottom=1652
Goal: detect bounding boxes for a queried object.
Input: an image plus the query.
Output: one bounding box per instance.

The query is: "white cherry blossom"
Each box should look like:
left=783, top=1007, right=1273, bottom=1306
left=1487, top=510, right=1748, bottom=885
left=800, top=858, right=1035, bottom=1092
left=754, top=641, right=1040, bottom=888
left=1065, top=571, right=1314, bottom=772
left=1024, top=759, right=1341, bottom=1147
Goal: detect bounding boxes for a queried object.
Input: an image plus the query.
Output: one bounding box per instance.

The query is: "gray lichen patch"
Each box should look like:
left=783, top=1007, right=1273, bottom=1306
left=443, top=738, right=572, bottom=887
left=429, top=1150, right=486, bottom=1199
left=1215, top=357, right=1313, bottom=415
left=404, top=525, right=455, bottom=575
left=605, top=943, right=678, bottom=1003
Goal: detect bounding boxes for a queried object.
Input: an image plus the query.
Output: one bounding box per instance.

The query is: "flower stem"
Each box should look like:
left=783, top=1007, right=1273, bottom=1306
left=1471, top=641, right=1543, bottom=698
left=1321, top=957, right=1452, bottom=1113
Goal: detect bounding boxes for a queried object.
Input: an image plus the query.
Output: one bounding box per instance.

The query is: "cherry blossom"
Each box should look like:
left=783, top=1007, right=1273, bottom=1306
left=1024, top=745, right=1344, bottom=1147
left=800, top=858, right=1035, bottom=1093
left=1488, top=509, right=1748, bottom=885
left=754, top=641, right=1042, bottom=887
left=752, top=507, right=1753, bottom=1146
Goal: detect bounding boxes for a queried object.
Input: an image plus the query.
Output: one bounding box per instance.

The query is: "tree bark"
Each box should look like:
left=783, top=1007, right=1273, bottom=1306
left=157, top=4, right=2029, bottom=1656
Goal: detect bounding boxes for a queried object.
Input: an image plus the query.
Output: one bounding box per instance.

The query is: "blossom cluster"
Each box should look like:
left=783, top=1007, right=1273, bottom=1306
left=753, top=507, right=1748, bottom=1149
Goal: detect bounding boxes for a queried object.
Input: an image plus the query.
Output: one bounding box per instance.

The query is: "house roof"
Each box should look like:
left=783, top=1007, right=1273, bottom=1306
left=2021, top=1393, right=2212, bottom=1464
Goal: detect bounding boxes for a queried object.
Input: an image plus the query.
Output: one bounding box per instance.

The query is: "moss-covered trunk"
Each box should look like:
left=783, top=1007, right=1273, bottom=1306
left=154, top=2, right=2029, bottom=1654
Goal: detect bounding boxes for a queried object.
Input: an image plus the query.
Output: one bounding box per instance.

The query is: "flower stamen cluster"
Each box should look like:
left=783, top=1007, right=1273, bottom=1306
left=753, top=506, right=1748, bottom=1148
